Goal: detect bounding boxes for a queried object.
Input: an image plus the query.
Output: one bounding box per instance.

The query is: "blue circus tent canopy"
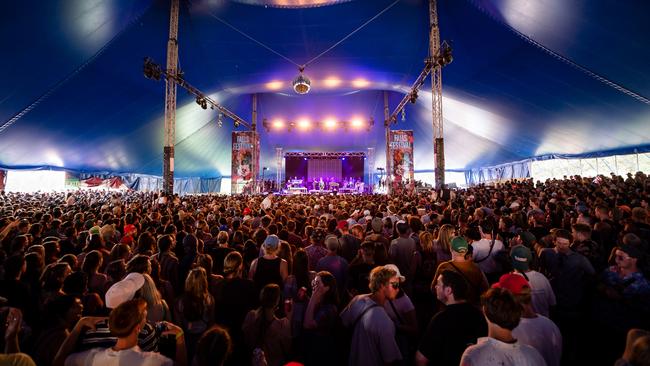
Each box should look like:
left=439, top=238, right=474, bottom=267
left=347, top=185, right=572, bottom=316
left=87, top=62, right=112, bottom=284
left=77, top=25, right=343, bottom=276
left=1, top=0, right=649, bottom=179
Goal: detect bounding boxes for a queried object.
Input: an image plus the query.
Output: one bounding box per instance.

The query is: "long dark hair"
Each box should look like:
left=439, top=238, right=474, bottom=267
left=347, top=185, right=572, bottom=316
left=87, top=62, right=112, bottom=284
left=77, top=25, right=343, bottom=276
left=293, top=249, right=311, bottom=296
left=255, top=284, right=281, bottom=347
left=316, top=271, right=339, bottom=307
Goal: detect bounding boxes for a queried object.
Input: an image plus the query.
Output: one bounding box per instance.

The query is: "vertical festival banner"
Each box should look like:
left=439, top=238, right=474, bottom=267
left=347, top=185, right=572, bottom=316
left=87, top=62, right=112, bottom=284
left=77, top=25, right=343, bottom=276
left=231, top=131, right=259, bottom=194
left=389, top=130, right=414, bottom=194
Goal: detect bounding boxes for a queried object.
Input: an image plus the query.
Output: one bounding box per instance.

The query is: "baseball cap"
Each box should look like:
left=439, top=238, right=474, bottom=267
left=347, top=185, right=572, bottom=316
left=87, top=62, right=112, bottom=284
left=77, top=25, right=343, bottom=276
left=123, top=224, right=137, bottom=236
left=492, top=273, right=530, bottom=295
left=105, top=272, right=145, bottom=309
left=384, top=264, right=405, bottom=282
left=89, top=226, right=101, bottom=236
left=263, top=234, right=280, bottom=250
left=510, top=245, right=532, bottom=271
left=450, top=236, right=469, bottom=254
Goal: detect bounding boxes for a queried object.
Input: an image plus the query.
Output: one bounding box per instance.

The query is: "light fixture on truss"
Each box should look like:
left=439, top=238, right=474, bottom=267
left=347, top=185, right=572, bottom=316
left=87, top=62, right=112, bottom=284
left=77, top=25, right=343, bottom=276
left=292, top=66, right=311, bottom=94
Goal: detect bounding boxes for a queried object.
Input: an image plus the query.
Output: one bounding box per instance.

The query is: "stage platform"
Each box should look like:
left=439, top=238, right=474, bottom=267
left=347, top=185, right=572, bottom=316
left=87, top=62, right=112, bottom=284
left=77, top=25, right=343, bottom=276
left=280, top=188, right=365, bottom=195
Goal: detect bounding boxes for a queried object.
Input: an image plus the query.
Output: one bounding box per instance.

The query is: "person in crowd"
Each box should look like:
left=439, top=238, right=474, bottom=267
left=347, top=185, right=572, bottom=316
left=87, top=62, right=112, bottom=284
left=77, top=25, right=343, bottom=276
left=31, top=295, right=84, bottom=365
left=614, top=328, right=650, bottom=366
left=174, top=267, right=215, bottom=359
left=193, top=325, right=233, bottom=366
left=340, top=265, right=402, bottom=366
left=338, top=220, right=361, bottom=263
left=54, top=298, right=186, bottom=366
left=538, top=228, right=595, bottom=363
left=365, top=218, right=390, bottom=265
left=571, top=223, right=606, bottom=272
left=80, top=250, right=108, bottom=296
left=471, top=219, right=506, bottom=282
left=509, top=245, right=556, bottom=317
left=0, top=307, right=37, bottom=366
left=493, top=273, right=563, bottom=366
left=249, top=234, right=289, bottom=293
left=206, top=231, right=233, bottom=276
left=304, top=229, right=328, bottom=271
left=389, top=221, right=417, bottom=288
left=138, top=273, right=171, bottom=323
left=416, top=270, right=487, bottom=366
left=347, top=241, right=377, bottom=297
left=434, top=236, right=489, bottom=307
left=213, top=251, right=258, bottom=366
left=382, top=264, right=418, bottom=365
left=76, top=272, right=160, bottom=352
left=151, top=234, right=181, bottom=295
left=459, top=287, right=546, bottom=366
left=302, top=271, right=340, bottom=366
left=316, top=235, right=348, bottom=301
left=242, top=284, right=292, bottom=366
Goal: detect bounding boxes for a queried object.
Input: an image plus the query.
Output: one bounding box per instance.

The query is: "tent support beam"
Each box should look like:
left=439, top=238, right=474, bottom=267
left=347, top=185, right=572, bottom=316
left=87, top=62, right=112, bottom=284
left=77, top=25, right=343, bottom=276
left=429, top=0, right=445, bottom=189
left=163, top=0, right=179, bottom=195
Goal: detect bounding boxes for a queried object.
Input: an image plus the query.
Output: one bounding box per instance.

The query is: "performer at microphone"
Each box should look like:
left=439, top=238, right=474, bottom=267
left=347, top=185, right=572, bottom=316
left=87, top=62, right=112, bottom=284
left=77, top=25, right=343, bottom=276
left=319, top=177, right=324, bottom=190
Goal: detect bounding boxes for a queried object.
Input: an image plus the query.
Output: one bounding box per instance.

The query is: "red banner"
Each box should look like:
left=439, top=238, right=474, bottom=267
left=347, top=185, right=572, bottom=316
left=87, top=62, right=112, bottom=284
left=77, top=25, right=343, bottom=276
left=389, top=130, right=415, bottom=194
left=231, top=131, right=260, bottom=194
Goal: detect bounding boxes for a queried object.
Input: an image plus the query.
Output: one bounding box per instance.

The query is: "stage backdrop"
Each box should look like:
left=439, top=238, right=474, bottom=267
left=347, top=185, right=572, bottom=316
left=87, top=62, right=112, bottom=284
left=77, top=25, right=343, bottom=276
left=389, top=130, right=414, bottom=192
left=231, top=131, right=259, bottom=194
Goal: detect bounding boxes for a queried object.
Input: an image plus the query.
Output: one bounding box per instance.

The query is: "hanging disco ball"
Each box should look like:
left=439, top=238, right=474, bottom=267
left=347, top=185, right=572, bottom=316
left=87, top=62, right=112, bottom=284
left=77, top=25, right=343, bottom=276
left=292, top=72, right=311, bottom=94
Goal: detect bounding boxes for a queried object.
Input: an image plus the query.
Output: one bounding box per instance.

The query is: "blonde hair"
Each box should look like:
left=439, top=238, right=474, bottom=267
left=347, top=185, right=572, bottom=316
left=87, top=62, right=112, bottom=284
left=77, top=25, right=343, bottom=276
left=185, top=267, right=210, bottom=303
left=435, top=224, right=454, bottom=253
left=223, top=251, right=243, bottom=275
left=368, top=266, right=397, bottom=293
left=419, top=231, right=434, bottom=254
left=138, top=273, right=163, bottom=310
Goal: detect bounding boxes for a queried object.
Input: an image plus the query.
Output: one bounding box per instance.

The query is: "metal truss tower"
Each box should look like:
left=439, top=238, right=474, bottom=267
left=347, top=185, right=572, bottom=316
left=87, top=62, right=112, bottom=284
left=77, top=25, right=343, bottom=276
left=430, top=0, right=445, bottom=189
left=163, top=0, right=179, bottom=194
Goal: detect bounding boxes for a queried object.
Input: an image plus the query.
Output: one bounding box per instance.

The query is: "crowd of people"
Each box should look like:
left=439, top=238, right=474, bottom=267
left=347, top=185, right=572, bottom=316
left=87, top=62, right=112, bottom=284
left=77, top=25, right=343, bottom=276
left=0, top=171, right=649, bottom=366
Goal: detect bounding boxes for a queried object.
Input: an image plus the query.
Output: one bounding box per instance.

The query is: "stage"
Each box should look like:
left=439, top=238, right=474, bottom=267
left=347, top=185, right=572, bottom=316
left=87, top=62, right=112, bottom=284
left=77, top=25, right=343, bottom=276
left=281, top=151, right=370, bottom=194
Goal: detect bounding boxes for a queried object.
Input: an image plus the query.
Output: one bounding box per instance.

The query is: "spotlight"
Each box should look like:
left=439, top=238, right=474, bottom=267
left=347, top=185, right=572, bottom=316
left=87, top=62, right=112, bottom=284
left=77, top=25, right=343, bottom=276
left=143, top=57, right=162, bottom=81
left=234, top=120, right=240, bottom=128
left=218, top=113, right=224, bottom=128
left=401, top=109, right=406, bottom=121
left=439, top=42, right=453, bottom=66
left=409, top=91, right=418, bottom=104
left=262, top=118, right=270, bottom=132
left=272, top=119, right=285, bottom=130
left=288, top=122, right=295, bottom=132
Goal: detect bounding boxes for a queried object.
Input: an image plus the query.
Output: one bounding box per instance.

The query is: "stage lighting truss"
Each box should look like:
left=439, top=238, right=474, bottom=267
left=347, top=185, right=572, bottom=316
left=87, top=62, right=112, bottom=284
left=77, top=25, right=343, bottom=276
left=262, top=117, right=374, bottom=133
left=385, top=40, right=453, bottom=127
left=284, top=151, right=366, bottom=159
left=143, top=57, right=251, bottom=130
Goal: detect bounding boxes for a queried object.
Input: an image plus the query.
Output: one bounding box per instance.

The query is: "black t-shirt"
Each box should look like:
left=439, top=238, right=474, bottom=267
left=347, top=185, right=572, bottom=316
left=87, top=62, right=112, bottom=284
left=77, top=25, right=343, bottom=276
left=213, top=278, right=258, bottom=338
left=207, top=246, right=234, bottom=275
left=346, top=261, right=376, bottom=294
left=418, top=302, right=487, bottom=366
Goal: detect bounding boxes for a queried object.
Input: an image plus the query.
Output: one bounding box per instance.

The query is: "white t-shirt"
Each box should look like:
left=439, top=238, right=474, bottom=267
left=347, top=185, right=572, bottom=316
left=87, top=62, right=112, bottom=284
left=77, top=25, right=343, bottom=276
left=460, top=337, right=546, bottom=366
left=65, top=346, right=173, bottom=366
left=513, top=271, right=556, bottom=317
left=513, top=315, right=562, bottom=366
left=471, top=238, right=504, bottom=274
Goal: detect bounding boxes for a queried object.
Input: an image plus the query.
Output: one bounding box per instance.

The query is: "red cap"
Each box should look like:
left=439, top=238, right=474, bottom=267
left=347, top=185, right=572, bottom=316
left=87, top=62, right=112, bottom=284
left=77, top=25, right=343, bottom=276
left=492, top=273, right=530, bottom=295
left=337, top=220, right=348, bottom=230
left=243, top=207, right=252, bottom=215
left=124, top=224, right=137, bottom=235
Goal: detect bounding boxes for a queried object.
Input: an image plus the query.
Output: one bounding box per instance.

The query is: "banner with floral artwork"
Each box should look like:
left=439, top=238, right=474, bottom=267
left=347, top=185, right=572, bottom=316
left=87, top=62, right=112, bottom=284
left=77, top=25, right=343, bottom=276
left=389, top=130, right=414, bottom=194
left=231, top=131, right=259, bottom=194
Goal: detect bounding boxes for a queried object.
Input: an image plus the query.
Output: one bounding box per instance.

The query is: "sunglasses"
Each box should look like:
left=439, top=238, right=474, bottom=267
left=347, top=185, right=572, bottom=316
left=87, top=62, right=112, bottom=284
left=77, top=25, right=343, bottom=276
left=389, top=282, right=400, bottom=289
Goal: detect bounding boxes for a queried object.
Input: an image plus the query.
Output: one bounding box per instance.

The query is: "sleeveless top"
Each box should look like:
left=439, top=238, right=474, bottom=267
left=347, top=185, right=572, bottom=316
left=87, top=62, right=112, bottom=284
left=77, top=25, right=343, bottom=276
left=254, top=257, right=283, bottom=291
